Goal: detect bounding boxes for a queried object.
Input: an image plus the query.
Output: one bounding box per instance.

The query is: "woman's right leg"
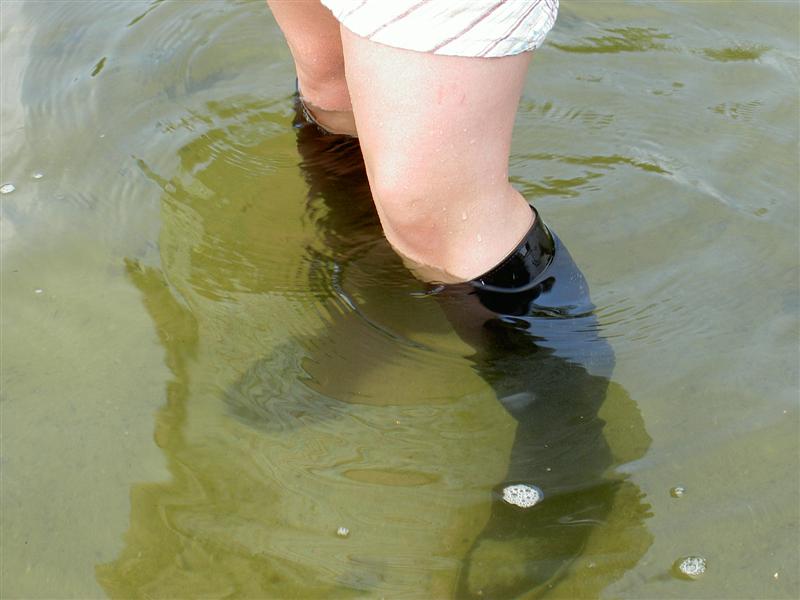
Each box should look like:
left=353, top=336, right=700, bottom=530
left=267, top=0, right=357, bottom=135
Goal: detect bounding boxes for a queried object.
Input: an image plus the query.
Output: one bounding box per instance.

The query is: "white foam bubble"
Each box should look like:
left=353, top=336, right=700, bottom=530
left=677, top=556, right=706, bottom=579
left=670, top=485, right=686, bottom=498
left=502, top=484, right=543, bottom=508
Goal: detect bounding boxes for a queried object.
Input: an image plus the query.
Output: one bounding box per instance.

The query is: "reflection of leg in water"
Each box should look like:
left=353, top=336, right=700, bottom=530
left=292, top=92, right=375, bottom=242
left=293, top=91, right=362, bottom=188
left=435, top=217, right=619, bottom=598
left=456, top=337, right=617, bottom=598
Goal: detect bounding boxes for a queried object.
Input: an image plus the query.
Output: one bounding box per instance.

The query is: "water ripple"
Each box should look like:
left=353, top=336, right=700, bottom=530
left=550, top=27, right=672, bottom=54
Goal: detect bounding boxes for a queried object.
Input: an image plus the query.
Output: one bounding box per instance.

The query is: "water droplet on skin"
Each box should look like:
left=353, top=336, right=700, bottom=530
left=477, top=234, right=482, bottom=242
left=336, top=526, right=350, bottom=538
left=674, top=556, right=707, bottom=579
left=1, top=183, right=15, bottom=194
left=670, top=486, right=686, bottom=498
left=461, top=211, right=467, bottom=221
left=33, top=172, right=44, bottom=180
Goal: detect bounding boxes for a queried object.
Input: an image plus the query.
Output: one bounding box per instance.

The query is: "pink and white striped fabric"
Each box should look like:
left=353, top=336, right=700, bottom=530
left=320, top=0, right=559, bottom=58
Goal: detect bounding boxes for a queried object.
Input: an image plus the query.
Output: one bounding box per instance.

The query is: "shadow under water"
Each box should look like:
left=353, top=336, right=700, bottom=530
left=96, top=96, right=653, bottom=599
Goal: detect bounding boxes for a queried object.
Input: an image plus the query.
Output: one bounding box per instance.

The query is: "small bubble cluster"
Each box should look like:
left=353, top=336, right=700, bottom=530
left=1, top=183, right=15, bottom=194
left=670, top=486, right=686, bottom=498
left=675, top=555, right=706, bottom=579
left=502, top=484, right=543, bottom=508
left=336, top=526, right=350, bottom=538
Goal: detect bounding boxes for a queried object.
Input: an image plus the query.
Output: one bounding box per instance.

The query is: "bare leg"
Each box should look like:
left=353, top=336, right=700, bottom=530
left=341, top=27, right=535, bottom=283
left=267, top=0, right=357, bottom=135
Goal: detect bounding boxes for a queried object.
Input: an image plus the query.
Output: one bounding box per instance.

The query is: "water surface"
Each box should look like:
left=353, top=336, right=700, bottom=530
left=2, top=1, right=798, bottom=598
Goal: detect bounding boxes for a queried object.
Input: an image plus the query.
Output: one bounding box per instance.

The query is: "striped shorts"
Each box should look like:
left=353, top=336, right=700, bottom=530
left=320, top=0, right=559, bottom=58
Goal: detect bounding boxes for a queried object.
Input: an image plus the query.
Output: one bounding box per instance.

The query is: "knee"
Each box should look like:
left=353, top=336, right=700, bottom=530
left=366, top=156, right=529, bottom=281
left=293, top=50, right=351, bottom=112
left=368, top=161, right=450, bottom=262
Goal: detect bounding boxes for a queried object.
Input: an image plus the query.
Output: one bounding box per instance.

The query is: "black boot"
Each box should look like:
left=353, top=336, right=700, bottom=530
left=437, top=208, right=618, bottom=598
left=293, top=93, right=364, bottom=180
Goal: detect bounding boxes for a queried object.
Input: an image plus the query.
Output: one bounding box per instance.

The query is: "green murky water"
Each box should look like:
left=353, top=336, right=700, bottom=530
left=2, top=1, right=798, bottom=598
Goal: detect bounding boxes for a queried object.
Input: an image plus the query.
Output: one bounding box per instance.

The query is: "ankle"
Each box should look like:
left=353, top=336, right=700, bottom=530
left=300, top=99, right=358, bottom=137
